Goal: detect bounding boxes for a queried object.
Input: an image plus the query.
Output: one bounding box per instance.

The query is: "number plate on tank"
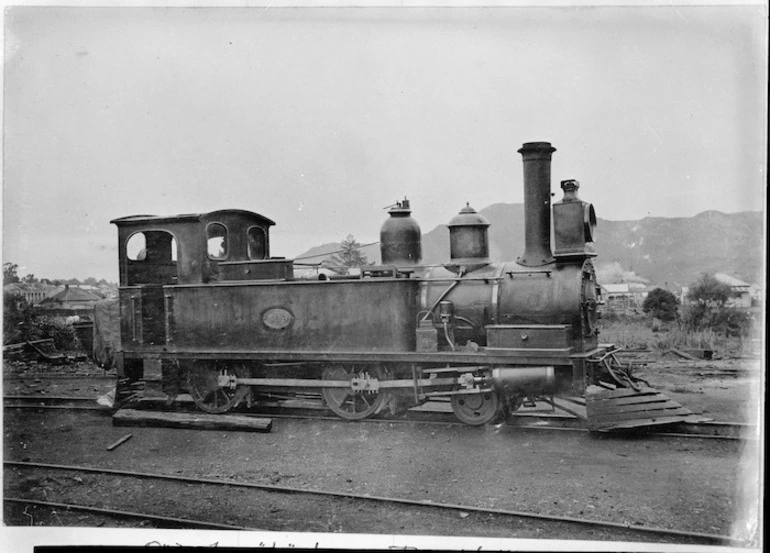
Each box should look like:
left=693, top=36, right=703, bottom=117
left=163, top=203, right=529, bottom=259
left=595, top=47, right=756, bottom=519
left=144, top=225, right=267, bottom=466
left=262, top=307, right=294, bottom=330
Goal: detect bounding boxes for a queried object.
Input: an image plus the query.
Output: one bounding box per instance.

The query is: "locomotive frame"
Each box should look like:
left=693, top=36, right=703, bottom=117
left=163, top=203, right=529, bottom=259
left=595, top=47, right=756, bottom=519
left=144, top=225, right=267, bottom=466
left=111, top=141, right=695, bottom=430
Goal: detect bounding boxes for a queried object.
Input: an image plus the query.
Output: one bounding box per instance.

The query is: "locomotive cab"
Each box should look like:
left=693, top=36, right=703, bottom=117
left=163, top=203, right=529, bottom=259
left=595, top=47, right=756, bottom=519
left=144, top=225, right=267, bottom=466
left=201, top=210, right=294, bottom=282
left=112, top=210, right=292, bottom=287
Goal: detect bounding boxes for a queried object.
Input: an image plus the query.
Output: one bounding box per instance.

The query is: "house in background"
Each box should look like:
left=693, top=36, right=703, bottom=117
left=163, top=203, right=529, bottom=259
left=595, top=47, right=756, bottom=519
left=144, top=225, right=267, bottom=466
left=600, top=283, right=654, bottom=310
left=3, top=282, right=63, bottom=305
left=748, top=283, right=764, bottom=307
left=714, top=273, right=752, bottom=308
left=680, top=273, right=754, bottom=308
left=38, top=285, right=103, bottom=320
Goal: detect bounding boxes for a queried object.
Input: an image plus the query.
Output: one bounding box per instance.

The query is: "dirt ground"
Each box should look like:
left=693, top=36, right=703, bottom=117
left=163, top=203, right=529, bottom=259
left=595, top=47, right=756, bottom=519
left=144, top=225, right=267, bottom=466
left=634, top=356, right=762, bottom=424
left=2, top=355, right=764, bottom=549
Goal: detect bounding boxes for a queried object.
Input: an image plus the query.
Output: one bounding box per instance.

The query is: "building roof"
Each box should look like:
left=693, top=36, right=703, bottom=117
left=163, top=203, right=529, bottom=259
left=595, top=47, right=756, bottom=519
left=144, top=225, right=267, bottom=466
left=40, top=285, right=102, bottom=304
left=714, top=273, right=751, bottom=288
left=601, top=283, right=630, bottom=294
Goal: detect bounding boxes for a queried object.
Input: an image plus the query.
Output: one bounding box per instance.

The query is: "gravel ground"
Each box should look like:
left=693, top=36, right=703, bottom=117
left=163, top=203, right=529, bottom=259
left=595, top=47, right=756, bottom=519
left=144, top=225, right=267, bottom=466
left=2, top=356, right=764, bottom=550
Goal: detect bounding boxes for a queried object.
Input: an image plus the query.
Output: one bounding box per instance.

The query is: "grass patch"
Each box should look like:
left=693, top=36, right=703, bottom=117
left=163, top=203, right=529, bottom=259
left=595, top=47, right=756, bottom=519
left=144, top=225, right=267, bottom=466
left=599, top=312, right=757, bottom=356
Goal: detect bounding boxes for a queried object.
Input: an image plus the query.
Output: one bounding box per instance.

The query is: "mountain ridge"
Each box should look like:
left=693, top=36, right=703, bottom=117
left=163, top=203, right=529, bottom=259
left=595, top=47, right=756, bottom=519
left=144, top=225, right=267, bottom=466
left=294, top=206, right=764, bottom=287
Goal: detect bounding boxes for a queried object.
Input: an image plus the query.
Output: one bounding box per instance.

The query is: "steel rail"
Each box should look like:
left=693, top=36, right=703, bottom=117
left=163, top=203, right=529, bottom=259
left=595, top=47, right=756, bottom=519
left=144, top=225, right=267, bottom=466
left=251, top=410, right=752, bottom=440
left=4, top=497, right=257, bottom=531
left=3, top=405, right=104, bottom=411
left=5, top=460, right=738, bottom=545
left=3, top=395, right=106, bottom=411
left=3, top=375, right=117, bottom=380
left=4, top=395, right=99, bottom=402
left=3, top=394, right=754, bottom=440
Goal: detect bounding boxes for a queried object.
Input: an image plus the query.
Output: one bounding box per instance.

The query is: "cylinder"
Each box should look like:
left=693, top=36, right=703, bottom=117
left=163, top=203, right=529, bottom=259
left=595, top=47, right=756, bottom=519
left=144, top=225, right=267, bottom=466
left=517, top=142, right=556, bottom=267
left=491, top=366, right=555, bottom=394
left=380, top=198, right=422, bottom=265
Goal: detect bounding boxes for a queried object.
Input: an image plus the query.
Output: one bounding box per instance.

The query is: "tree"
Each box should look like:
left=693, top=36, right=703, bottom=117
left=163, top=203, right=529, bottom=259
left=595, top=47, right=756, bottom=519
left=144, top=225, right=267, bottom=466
left=642, top=288, right=680, bottom=321
left=687, top=273, right=733, bottom=307
left=328, top=235, right=372, bottom=275
left=3, top=262, right=20, bottom=285
left=684, top=273, right=749, bottom=336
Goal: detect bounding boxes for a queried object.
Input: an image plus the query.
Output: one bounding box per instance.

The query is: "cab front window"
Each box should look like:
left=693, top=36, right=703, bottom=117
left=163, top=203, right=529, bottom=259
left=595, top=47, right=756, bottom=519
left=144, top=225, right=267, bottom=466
left=247, top=227, right=267, bottom=260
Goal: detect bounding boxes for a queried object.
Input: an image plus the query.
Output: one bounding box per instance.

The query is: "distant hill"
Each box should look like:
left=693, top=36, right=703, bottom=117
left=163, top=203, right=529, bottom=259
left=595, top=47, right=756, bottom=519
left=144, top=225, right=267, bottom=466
left=596, top=210, right=764, bottom=288
left=293, top=241, right=381, bottom=267
left=294, top=205, right=764, bottom=288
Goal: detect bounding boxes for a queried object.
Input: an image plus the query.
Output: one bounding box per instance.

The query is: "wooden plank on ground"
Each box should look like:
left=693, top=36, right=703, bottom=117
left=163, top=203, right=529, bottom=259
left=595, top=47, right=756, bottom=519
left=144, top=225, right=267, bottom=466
left=669, top=348, right=699, bottom=360
left=560, top=396, right=587, bottom=406
left=591, top=414, right=706, bottom=431
left=586, top=386, right=658, bottom=400
left=588, top=400, right=683, bottom=416
left=587, top=394, right=675, bottom=409
left=113, top=409, right=272, bottom=433
left=549, top=397, right=588, bottom=420
left=588, top=407, right=693, bottom=426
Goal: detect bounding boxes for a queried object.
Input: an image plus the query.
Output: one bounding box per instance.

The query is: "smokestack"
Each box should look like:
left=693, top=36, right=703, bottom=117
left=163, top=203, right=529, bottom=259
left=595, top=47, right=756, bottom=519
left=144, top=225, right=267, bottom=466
left=517, top=141, right=556, bottom=267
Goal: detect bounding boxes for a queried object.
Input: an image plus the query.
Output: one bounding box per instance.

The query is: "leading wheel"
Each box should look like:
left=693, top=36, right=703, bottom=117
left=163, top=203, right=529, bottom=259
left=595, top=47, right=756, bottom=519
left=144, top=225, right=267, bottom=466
left=321, top=364, right=388, bottom=420
left=450, top=391, right=506, bottom=425
left=187, top=362, right=250, bottom=414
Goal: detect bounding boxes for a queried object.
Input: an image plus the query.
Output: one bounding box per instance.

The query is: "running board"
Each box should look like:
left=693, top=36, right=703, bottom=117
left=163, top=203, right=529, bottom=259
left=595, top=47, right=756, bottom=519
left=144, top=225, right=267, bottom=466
left=585, top=385, right=708, bottom=431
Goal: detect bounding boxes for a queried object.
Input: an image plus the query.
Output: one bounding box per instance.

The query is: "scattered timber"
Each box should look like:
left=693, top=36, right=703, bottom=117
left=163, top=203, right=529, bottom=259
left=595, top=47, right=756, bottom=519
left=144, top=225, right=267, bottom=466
left=3, top=340, right=86, bottom=364
left=106, top=433, right=133, bottom=451
left=3, top=339, right=54, bottom=352
left=113, top=409, right=273, bottom=433
left=662, top=348, right=699, bottom=361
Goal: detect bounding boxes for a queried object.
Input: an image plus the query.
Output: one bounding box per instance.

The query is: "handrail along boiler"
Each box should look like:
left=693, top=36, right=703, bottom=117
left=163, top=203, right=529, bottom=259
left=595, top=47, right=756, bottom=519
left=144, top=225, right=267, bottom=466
left=112, top=141, right=695, bottom=429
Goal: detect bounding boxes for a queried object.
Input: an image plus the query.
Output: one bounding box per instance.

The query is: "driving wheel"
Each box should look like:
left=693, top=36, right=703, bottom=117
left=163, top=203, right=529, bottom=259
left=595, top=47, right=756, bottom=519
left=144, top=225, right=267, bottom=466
left=187, top=362, right=250, bottom=414
left=321, top=364, right=388, bottom=420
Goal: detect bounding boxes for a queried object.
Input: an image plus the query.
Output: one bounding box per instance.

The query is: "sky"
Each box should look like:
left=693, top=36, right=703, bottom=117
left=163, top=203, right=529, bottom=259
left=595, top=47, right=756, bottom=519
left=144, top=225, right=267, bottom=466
left=2, top=4, right=767, bottom=282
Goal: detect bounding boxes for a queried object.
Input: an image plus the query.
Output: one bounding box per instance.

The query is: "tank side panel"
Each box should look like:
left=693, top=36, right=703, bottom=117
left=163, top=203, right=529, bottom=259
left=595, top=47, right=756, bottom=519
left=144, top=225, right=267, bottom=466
left=167, top=280, right=418, bottom=352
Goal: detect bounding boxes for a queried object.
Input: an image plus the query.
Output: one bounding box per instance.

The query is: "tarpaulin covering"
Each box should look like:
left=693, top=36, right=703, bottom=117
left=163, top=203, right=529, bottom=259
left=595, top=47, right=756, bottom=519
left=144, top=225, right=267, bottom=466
left=93, top=299, right=120, bottom=369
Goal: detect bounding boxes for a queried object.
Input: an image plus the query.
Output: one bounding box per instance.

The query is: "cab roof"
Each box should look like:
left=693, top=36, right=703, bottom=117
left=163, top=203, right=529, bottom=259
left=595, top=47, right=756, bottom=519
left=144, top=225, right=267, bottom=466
left=110, top=209, right=276, bottom=227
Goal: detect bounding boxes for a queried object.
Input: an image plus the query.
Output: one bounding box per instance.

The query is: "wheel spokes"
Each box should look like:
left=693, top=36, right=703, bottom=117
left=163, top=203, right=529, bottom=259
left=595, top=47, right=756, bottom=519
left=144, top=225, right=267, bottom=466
left=187, top=363, right=248, bottom=414
left=321, top=364, right=386, bottom=420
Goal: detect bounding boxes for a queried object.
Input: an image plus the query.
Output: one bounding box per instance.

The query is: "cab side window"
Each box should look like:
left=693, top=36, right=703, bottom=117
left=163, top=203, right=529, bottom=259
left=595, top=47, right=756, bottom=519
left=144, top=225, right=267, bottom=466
left=247, top=227, right=267, bottom=260
left=125, top=230, right=178, bottom=285
left=207, top=223, right=228, bottom=260
left=126, top=232, right=147, bottom=261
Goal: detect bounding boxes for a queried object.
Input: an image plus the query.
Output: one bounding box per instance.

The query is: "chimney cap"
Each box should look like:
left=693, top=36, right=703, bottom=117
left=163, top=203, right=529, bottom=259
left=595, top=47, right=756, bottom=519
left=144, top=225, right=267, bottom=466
left=517, top=142, right=557, bottom=156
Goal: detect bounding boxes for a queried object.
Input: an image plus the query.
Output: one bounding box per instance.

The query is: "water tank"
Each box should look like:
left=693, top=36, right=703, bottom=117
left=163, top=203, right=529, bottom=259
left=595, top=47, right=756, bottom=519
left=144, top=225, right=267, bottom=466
left=380, top=198, right=422, bottom=265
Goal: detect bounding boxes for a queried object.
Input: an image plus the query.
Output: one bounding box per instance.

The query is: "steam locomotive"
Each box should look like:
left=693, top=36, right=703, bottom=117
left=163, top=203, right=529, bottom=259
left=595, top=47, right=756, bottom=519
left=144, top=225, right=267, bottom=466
left=112, top=141, right=694, bottom=430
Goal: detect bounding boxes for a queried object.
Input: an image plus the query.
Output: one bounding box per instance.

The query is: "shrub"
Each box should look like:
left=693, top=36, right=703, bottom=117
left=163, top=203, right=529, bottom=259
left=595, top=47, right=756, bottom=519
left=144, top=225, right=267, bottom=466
left=642, top=288, right=680, bottom=322
left=35, top=316, right=80, bottom=350
left=683, top=304, right=752, bottom=337
left=682, top=273, right=753, bottom=338
left=3, top=291, right=80, bottom=350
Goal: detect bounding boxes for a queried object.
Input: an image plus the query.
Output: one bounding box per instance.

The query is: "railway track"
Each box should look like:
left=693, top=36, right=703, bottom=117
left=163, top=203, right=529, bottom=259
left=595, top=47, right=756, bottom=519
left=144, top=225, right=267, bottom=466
left=4, top=497, right=254, bottom=531
left=3, top=395, right=107, bottom=411
left=3, top=394, right=756, bottom=440
left=3, top=374, right=117, bottom=380
left=3, top=460, right=741, bottom=545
